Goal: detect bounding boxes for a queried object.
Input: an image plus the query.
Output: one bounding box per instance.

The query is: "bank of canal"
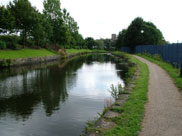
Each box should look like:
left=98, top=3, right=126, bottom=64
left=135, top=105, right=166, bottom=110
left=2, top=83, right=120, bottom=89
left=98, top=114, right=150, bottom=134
left=0, top=54, right=130, bottom=136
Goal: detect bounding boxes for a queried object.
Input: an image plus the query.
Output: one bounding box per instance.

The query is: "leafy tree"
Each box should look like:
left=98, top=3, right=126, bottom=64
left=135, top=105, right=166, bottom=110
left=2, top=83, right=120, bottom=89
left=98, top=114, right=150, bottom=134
left=0, top=5, right=15, bottom=33
left=0, top=0, right=83, bottom=49
left=62, top=8, right=81, bottom=47
left=85, top=37, right=96, bottom=49
left=116, top=17, right=166, bottom=52
left=30, top=12, right=49, bottom=47
left=103, top=39, right=112, bottom=50
left=9, top=0, right=36, bottom=46
left=95, top=39, right=104, bottom=49
left=115, top=29, right=127, bottom=49
left=43, top=0, right=68, bottom=46
left=74, top=33, right=85, bottom=48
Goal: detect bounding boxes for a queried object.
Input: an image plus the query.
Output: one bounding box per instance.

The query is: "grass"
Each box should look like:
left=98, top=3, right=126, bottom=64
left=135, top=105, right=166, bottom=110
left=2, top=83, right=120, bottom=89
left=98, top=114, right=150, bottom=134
left=138, top=53, right=182, bottom=91
left=112, top=51, right=127, bottom=58
left=102, top=52, right=149, bottom=136
left=0, top=48, right=106, bottom=60
left=0, top=49, right=56, bottom=59
left=110, top=107, right=124, bottom=113
left=66, top=49, right=107, bottom=54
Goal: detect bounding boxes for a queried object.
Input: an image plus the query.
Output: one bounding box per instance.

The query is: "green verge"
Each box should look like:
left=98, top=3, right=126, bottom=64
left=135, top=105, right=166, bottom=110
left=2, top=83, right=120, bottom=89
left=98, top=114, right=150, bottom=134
left=0, top=49, right=56, bottom=59
left=103, top=52, right=149, bottom=136
left=137, top=53, right=182, bottom=91
left=66, top=49, right=107, bottom=54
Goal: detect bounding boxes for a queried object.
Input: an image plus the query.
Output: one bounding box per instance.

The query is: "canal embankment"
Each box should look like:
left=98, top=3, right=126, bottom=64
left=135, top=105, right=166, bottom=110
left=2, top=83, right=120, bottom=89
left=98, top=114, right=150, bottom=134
left=0, top=49, right=107, bottom=67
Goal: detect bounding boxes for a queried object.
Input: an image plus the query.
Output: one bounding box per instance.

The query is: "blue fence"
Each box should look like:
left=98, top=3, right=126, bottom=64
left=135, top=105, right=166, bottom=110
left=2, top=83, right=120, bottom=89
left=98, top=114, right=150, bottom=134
left=121, top=44, right=182, bottom=68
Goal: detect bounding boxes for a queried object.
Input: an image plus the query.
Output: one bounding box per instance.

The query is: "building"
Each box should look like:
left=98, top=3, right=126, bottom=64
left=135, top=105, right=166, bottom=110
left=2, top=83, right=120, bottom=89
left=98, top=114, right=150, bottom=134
left=111, top=34, right=117, bottom=41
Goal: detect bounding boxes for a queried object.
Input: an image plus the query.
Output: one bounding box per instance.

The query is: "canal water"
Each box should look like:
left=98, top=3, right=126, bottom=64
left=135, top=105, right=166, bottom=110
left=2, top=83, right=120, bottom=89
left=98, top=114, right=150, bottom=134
left=0, top=54, right=128, bottom=136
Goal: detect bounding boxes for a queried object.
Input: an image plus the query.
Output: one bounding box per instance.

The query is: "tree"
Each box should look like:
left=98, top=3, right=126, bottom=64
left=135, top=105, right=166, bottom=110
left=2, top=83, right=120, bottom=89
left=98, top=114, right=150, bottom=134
left=74, top=33, right=85, bottom=48
left=85, top=37, right=96, bottom=49
left=0, top=5, right=15, bottom=33
left=9, top=0, right=36, bottom=46
left=115, top=29, right=127, bottom=49
left=95, top=39, right=104, bottom=49
left=62, top=8, right=81, bottom=47
left=30, top=11, right=51, bottom=47
left=0, top=0, right=83, bottom=49
left=115, top=17, right=166, bottom=52
left=103, top=39, right=112, bottom=50
left=43, top=0, right=68, bottom=46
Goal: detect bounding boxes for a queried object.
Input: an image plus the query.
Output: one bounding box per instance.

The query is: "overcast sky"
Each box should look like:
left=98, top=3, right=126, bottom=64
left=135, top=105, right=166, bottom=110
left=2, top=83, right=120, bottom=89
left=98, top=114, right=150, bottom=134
left=1, top=0, right=182, bottom=43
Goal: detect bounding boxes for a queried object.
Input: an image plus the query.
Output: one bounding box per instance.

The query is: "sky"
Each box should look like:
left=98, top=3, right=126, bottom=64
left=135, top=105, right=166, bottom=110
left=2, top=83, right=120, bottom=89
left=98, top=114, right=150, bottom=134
left=1, top=0, right=182, bottom=43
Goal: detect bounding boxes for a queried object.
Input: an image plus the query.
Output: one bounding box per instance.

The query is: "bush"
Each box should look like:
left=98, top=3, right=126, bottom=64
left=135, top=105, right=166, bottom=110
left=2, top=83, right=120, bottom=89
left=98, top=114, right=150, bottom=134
left=0, top=35, right=19, bottom=49
left=153, top=54, right=162, bottom=61
left=7, top=42, right=18, bottom=49
left=0, top=40, right=7, bottom=49
left=26, top=39, right=35, bottom=47
left=73, top=46, right=80, bottom=49
left=142, top=52, right=162, bottom=61
left=63, top=45, right=71, bottom=49
left=108, top=83, right=124, bottom=100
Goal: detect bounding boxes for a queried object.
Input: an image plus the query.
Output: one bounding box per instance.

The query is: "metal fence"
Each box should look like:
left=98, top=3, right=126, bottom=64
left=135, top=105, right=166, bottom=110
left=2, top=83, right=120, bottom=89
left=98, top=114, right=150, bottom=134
left=121, top=44, right=182, bottom=68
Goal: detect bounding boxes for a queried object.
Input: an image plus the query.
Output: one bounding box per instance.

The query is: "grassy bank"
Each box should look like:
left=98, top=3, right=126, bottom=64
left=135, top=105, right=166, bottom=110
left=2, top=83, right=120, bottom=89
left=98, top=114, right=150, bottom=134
left=66, top=49, right=107, bottom=54
left=138, top=54, right=182, bottom=91
left=0, top=49, right=56, bottom=59
left=0, top=48, right=107, bottom=60
left=101, top=52, right=149, bottom=136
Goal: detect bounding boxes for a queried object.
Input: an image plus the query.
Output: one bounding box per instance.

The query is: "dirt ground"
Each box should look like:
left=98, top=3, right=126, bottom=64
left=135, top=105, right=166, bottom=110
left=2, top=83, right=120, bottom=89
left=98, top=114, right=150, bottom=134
left=135, top=56, right=182, bottom=136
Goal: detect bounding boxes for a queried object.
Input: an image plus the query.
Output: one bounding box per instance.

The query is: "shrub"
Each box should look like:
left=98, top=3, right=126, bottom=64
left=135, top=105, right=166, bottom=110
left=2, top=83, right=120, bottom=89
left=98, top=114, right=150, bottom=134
left=0, top=35, right=19, bottom=49
left=63, top=45, right=71, bottom=49
left=142, top=52, right=162, bottom=61
left=108, top=83, right=124, bottom=100
left=58, top=49, right=67, bottom=58
left=26, top=39, right=35, bottom=47
left=153, top=54, right=162, bottom=61
left=0, top=59, right=12, bottom=67
left=7, top=42, right=18, bottom=49
left=0, top=40, right=6, bottom=49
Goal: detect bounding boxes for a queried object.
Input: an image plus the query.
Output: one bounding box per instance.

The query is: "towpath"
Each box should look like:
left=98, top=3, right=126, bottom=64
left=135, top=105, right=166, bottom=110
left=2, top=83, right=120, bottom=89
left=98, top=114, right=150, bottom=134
left=135, top=56, right=182, bottom=136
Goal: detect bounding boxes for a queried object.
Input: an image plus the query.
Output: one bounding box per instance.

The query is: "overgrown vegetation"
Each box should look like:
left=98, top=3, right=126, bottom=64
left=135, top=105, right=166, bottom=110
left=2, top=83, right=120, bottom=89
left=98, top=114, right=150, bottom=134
left=103, top=53, right=149, bottom=136
left=138, top=53, right=182, bottom=91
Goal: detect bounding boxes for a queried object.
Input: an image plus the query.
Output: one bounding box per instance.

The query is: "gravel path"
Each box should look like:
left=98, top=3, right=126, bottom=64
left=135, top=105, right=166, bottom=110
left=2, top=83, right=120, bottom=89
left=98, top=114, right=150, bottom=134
left=135, top=56, right=182, bottom=136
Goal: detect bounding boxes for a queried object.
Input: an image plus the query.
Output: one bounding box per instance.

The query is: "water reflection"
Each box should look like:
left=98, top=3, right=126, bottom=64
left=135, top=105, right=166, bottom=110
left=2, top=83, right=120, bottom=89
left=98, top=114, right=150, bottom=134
left=0, top=54, right=128, bottom=136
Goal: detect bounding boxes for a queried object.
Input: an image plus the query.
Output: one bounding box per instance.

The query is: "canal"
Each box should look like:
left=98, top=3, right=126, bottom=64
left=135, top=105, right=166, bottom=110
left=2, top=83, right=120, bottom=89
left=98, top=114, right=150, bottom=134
left=0, top=54, right=128, bottom=136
